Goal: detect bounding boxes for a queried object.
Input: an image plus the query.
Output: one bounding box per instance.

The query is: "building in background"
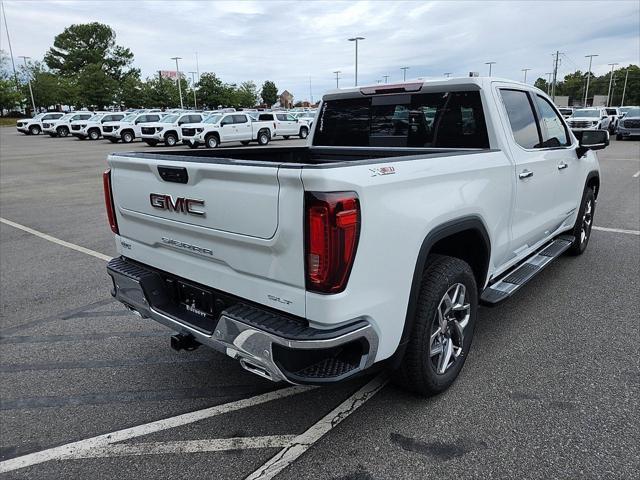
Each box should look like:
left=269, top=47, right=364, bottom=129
left=278, top=90, right=294, bottom=109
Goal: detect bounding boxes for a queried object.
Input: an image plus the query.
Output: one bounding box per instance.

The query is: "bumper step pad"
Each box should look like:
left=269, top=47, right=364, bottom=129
left=480, top=235, right=574, bottom=305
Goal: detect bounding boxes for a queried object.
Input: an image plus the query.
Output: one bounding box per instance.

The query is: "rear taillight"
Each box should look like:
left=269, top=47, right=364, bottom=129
left=103, top=169, right=119, bottom=234
left=305, top=191, right=360, bottom=294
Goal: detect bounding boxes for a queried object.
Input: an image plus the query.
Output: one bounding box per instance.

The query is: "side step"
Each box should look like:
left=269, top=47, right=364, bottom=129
left=480, top=235, right=574, bottom=305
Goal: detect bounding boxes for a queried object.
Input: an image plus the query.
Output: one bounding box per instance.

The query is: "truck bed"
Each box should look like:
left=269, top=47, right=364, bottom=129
left=115, top=145, right=489, bottom=167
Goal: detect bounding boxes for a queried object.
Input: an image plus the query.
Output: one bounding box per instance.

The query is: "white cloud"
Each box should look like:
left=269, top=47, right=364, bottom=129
left=2, top=0, right=638, bottom=102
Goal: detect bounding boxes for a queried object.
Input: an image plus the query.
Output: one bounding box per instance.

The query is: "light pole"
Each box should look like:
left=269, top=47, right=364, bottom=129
left=522, top=68, right=531, bottom=83
left=383, top=75, right=389, bottom=83
left=545, top=72, right=553, bottom=94
left=583, top=54, right=598, bottom=107
left=621, top=67, right=629, bottom=107
left=348, top=37, right=365, bottom=86
left=401, top=66, right=409, bottom=81
left=606, top=63, right=618, bottom=107
left=189, top=71, right=197, bottom=109
left=18, top=56, right=36, bottom=114
left=485, top=61, right=496, bottom=76
left=170, top=56, right=184, bottom=109
left=444, top=72, right=452, bottom=78
left=333, top=70, right=341, bottom=88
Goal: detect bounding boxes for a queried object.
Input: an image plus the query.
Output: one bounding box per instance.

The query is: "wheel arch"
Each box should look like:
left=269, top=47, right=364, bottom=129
left=389, top=216, right=491, bottom=369
left=586, top=170, right=600, bottom=198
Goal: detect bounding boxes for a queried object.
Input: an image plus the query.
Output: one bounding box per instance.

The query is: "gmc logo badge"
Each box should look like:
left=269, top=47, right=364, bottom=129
left=150, top=194, right=205, bottom=216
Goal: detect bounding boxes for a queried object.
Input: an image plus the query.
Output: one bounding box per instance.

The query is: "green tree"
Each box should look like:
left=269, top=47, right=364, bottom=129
left=261, top=80, right=278, bottom=106
left=119, top=72, right=144, bottom=108
left=76, top=64, right=117, bottom=108
left=0, top=51, right=21, bottom=114
left=44, top=22, right=134, bottom=80
left=198, top=73, right=235, bottom=108
left=234, top=81, right=258, bottom=107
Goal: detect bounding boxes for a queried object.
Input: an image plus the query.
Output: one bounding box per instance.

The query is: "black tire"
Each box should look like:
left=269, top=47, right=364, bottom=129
left=241, top=140, right=250, bottom=145
left=108, top=138, right=119, bottom=143
left=299, top=127, right=309, bottom=139
left=283, top=135, right=290, bottom=139
left=88, top=128, right=100, bottom=140
left=205, top=134, right=219, bottom=149
left=121, top=131, right=134, bottom=143
left=257, top=130, right=270, bottom=145
left=567, top=187, right=595, bottom=256
left=29, top=125, right=41, bottom=135
left=394, top=255, right=478, bottom=396
left=57, top=126, right=69, bottom=137
left=187, top=142, right=199, bottom=149
left=164, top=132, right=178, bottom=146
left=616, top=133, right=623, bottom=141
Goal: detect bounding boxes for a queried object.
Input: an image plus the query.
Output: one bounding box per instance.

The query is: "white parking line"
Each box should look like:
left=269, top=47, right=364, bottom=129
left=593, top=226, right=640, bottom=236
left=633, top=170, right=640, bottom=178
left=0, top=217, right=111, bottom=261
left=0, top=386, right=314, bottom=474
left=61, top=436, right=297, bottom=459
left=246, top=374, right=389, bottom=480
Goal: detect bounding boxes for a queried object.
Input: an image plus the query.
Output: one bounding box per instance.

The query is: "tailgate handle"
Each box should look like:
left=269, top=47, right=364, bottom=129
left=158, top=166, right=188, bottom=184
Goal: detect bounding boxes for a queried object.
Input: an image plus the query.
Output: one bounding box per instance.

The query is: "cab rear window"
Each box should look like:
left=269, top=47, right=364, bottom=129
left=313, top=91, right=489, bottom=148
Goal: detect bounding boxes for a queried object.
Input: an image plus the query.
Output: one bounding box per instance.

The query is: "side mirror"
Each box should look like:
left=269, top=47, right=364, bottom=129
left=577, top=129, right=609, bottom=156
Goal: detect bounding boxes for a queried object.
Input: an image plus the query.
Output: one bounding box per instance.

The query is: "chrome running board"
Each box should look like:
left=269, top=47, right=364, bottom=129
left=480, top=234, right=575, bottom=305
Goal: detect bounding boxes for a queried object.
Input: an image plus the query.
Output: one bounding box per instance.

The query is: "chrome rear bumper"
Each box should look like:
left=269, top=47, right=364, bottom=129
left=107, top=257, right=378, bottom=384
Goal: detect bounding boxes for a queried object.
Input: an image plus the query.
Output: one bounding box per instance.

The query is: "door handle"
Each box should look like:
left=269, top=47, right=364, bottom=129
left=518, top=169, right=534, bottom=179
left=557, top=162, right=568, bottom=170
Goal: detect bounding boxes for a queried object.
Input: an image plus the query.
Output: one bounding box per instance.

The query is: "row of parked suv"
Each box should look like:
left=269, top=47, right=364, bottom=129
left=558, top=106, right=640, bottom=140
left=15, top=108, right=318, bottom=148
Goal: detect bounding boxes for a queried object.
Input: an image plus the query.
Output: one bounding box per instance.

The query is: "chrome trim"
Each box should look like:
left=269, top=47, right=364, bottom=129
left=109, top=268, right=379, bottom=384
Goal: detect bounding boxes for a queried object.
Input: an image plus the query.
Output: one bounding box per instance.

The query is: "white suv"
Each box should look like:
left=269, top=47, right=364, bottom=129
left=567, top=108, right=612, bottom=132
left=43, top=112, right=93, bottom=137
left=70, top=113, right=126, bottom=140
left=16, top=112, right=65, bottom=135
left=140, top=112, right=205, bottom=146
left=102, top=112, right=164, bottom=143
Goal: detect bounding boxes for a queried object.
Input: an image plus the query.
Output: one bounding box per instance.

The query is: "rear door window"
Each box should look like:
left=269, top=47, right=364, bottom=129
left=499, top=89, right=541, bottom=149
left=314, top=91, right=489, bottom=148
left=233, top=115, right=248, bottom=124
left=276, top=114, right=288, bottom=121
left=258, top=113, right=274, bottom=121
left=147, top=115, right=160, bottom=122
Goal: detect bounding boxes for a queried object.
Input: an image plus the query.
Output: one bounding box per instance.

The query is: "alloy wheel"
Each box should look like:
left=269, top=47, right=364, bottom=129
left=429, top=283, right=470, bottom=374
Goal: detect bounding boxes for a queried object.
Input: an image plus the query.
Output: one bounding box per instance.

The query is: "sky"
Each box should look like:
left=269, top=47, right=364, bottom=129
left=1, top=0, right=639, bottom=102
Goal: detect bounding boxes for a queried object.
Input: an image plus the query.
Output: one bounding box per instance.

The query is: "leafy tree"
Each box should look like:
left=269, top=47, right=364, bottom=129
left=261, top=80, right=278, bottom=106
left=533, top=77, right=548, bottom=93
left=198, top=73, right=235, bottom=108
left=76, top=64, right=117, bottom=108
left=119, top=72, right=144, bottom=108
left=234, top=81, right=258, bottom=107
left=44, top=22, right=134, bottom=80
left=0, top=51, right=21, bottom=114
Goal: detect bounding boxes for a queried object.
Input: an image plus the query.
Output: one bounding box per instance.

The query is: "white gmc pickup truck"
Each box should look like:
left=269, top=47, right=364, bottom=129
left=181, top=112, right=274, bottom=148
left=105, top=77, right=607, bottom=395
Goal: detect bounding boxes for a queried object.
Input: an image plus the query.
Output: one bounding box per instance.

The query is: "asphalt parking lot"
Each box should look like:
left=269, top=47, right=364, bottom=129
left=0, top=129, right=638, bottom=479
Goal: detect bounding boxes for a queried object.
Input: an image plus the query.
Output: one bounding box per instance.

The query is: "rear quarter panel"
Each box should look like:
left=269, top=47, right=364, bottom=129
left=301, top=151, right=512, bottom=360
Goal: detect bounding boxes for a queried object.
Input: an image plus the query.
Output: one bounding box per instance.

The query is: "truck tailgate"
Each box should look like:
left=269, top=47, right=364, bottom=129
left=107, top=153, right=306, bottom=316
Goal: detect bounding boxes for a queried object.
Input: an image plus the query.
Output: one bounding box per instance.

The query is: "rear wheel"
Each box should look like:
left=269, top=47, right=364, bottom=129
left=568, top=187, right=595, bottom=256
left=29, top=125, right=41, bottom=135
left=205, top=134, right=219, bottom=148
left=257, top=131, right=270, bottom=145
left=394, top=255, right=477, bottom=396
left=165, top=132, right=178, bottom=146
left=299, top=127, right=309, bottom=139
left=57, top=126, right=69, bottom=137
left=121, top=131, right=134, bottom=143
left=88, top=129, right=100, bottom=140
